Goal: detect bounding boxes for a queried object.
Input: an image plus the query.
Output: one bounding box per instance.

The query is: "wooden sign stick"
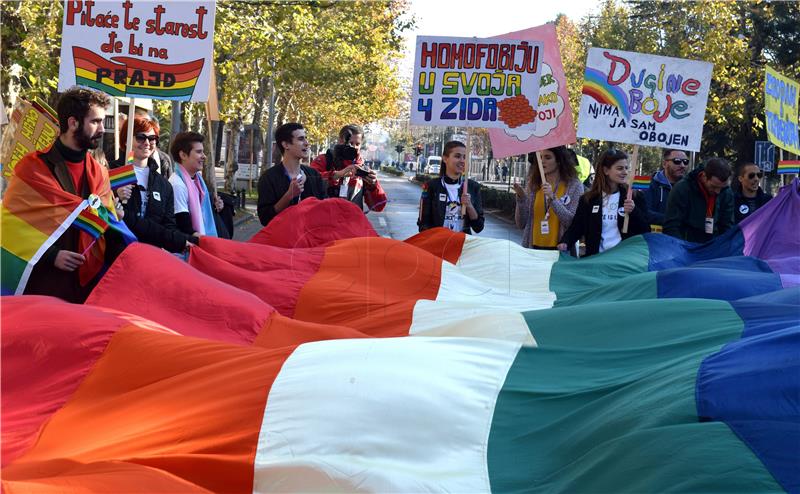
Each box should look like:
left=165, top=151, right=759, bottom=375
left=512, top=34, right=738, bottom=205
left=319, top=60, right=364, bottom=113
left=622, top=144, right=639, bottom=233
left=121, top=97, right=136, bottom=205
left=461, top=128, right=471, bottom=216
left=535, top=150, right=546, bottom=188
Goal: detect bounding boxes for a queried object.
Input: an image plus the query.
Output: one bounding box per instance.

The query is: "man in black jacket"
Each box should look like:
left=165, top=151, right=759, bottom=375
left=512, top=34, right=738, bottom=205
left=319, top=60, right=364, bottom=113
left=664, top=158, right=734, bottom=243
left=257, top=123, right=327, bottom=226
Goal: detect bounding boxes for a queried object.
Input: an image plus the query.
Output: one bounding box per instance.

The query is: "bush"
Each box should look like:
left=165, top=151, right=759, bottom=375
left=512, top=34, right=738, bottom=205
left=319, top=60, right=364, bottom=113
left=380, top=166, right=404, bottom=176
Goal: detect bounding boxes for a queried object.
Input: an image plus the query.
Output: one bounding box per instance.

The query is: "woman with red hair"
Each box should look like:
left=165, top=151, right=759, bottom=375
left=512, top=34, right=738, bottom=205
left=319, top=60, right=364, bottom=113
left=110, top=117, right=195, bottom=253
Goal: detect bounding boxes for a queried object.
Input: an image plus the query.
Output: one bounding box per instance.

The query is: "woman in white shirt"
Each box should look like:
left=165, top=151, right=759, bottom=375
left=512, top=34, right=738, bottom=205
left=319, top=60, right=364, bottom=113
left=557, top=148, right=650, bottom=257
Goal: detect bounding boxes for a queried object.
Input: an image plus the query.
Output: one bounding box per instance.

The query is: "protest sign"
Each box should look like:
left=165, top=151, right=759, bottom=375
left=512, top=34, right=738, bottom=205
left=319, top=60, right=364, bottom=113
left=0, top=100, right=59, bottom=181
left=577, top=48, right=712, bottom=152
left=410, top=36, right=543, bottom=132
left=764, top=66, right=800, bottom=155
left=487, top=24, right=576, bottom=159
left=58, top=0, right=216, bottom=102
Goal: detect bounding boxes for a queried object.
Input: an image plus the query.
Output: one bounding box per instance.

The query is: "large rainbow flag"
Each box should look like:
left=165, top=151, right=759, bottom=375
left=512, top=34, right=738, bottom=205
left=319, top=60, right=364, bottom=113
left=2, top=182, right=798, bottom=492
left=72, top=47, right=204, bottom=101
left=0, top=150, right=136, bottom=294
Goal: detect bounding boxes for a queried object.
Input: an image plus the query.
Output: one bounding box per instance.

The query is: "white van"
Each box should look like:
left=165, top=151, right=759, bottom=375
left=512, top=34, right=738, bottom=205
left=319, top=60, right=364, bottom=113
left=425, top=156, right=441, bottom=174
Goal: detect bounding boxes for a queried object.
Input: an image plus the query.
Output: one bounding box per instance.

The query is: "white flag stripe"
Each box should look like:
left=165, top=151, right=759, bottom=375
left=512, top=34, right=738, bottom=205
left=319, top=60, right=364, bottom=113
left=254, top=337, right=521, bottom=493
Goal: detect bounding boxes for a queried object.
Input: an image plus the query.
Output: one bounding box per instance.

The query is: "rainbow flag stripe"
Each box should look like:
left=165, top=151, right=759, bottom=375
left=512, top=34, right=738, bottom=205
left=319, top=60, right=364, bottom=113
left=632, top=175, right=651, bottom=190
left=108, top=164, right=136, bottom=189
left=73, top=208, right=109, bottom=240
left=777, top=160, right=800, bottom=174
left=582, top=67, right=631, bottom=120
left=72, top=47, right=204, bottom=101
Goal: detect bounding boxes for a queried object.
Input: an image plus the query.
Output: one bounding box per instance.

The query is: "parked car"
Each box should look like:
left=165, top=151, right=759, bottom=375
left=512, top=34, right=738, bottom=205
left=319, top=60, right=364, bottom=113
left=425, top=156, right=441, bottom=174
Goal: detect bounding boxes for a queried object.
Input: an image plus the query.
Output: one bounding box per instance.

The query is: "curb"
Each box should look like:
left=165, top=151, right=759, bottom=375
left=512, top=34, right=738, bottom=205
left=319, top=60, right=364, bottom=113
left=233, top=208, right=257, bottom=227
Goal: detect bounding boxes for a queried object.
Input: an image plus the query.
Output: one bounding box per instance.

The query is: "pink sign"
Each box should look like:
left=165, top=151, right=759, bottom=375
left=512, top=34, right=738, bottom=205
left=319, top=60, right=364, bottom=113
left=488, top=24, right=576, bottom=158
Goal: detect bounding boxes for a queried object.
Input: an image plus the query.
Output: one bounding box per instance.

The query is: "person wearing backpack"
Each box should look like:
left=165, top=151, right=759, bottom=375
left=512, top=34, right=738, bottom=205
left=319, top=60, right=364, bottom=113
left=310, top=124, right=387, bottom=213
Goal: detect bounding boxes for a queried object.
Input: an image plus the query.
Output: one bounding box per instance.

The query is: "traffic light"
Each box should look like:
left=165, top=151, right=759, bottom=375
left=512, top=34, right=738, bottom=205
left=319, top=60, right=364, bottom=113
left=395, top=144, right=404, bottom=153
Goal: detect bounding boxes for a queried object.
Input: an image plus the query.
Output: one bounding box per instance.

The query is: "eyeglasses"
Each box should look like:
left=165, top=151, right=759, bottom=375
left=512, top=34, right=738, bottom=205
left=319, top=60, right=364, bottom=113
left=746, top=172, right=764, bottom=179
left=667, top=158, right=690, bottom=165
left=134, top=133, right=159, bottom=144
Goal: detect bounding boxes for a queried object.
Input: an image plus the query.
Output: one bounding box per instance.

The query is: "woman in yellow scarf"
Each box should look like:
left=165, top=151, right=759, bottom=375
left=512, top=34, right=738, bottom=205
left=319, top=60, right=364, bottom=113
left=514, top=146, right=584, bottom=249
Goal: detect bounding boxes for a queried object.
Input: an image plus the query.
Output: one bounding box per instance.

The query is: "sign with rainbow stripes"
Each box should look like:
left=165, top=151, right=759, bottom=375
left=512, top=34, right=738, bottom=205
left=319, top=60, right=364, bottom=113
left=58, top=1, right=216, bottom=102
left=577, top=48, right=713, bottom=152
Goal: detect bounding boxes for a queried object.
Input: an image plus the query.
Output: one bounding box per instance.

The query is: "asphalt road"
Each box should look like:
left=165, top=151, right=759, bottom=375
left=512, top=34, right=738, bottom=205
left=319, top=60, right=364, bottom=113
left=231, top=171, right=523, bottom=244
left=366, top=172, right=522, bottom=242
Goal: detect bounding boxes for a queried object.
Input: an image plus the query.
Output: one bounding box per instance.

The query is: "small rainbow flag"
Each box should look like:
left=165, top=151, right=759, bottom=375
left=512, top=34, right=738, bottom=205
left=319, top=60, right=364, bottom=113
left=108, top=164, right=136, bottom=190
left=73, top=208, right=109, bottom=240
left=777, top=160, right=800, bottom=174
left=633, top=176, right=651, bottom=190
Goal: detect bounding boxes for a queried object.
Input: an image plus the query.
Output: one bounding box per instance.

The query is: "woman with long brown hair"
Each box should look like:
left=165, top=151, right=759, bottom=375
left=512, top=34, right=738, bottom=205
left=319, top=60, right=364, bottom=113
left=513, top=146, right=583, bottom=249
left=558, top=148, right=649, bottom=256
left=417, top=140, right=484, bottom=234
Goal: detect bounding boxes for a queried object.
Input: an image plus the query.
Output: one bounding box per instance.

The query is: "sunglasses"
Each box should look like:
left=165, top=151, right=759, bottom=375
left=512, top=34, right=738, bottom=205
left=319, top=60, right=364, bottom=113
left=134, top=133, right=159, bottom=144
left=746, top=172, right=764, bottom=179
left=667, top=158, right=690, bottom=165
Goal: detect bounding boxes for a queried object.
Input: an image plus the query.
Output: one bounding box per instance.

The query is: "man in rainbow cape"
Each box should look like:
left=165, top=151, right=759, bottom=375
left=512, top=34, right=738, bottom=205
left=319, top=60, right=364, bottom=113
left=1, top=87, right=136, bottom=302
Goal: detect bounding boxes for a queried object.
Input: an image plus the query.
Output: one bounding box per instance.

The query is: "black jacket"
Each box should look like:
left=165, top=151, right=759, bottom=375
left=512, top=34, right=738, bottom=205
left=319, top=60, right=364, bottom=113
left=257, top=164, right=327, bottom=226
left=418, top=176, right=485, bottom=234
left=663, top=166, right=734, bottom=243
left=559, top=185, right=650, bottom=257
left=109, top=156, right=191, bottom=253
left=733, top=187, right=772, bottom=224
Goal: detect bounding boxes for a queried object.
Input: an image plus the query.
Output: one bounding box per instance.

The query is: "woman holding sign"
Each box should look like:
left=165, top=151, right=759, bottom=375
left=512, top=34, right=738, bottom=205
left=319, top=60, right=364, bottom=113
left=558, top=148, right=649, bottom=257
left=417, top=141, right=484, bottom=234
left=514, top=146, right=583, bottom=250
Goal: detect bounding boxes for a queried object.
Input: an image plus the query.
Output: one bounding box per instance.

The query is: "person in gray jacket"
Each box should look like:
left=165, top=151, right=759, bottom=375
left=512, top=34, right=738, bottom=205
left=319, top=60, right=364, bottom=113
left=514, top=147, right=583, bottom=249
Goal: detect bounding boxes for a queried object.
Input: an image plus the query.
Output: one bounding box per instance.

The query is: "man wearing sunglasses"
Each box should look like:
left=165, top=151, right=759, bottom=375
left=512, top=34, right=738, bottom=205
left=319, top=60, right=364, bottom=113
left=664, top=157, right=734, bottom=243
left=644, top=149, right=689, bottom=229
left=733, top=163, right=772, bottom=223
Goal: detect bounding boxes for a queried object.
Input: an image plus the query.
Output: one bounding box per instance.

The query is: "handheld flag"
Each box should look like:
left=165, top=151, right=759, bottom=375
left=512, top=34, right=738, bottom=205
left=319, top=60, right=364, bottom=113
left=777, top=160, right=799, bottom=174
left=73, top=207, right=109, bottom=240
left=632, top=175, right=651, bottom=190
left=108, top=162, right=136, bottom=190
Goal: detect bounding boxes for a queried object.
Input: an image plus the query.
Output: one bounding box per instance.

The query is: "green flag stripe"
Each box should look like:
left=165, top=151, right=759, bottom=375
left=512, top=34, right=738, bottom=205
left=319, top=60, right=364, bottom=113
left=1, top=248, right=28, bottom=293
left=488, top=299, right=782, bottom=493
left=550, top=236, right=651, bottom=301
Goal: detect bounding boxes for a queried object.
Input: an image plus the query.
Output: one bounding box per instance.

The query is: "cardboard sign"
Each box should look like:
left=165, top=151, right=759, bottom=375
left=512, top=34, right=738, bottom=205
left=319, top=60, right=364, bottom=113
left=411, top=35, right=543, bottom=131
left=577, top=47, right=713, bottom=151
left=0, top=100, right=59, bottom=180
left=488, top=24, right=576, bottom=159
left=58, top=0, right=216, bottom=102
left=764, top=66, right=800, bottom=155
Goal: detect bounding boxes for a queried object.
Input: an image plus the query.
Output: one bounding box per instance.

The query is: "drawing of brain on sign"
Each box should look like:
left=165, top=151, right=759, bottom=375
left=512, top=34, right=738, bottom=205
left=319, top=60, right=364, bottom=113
left=577, top=48, right=713, bottom=152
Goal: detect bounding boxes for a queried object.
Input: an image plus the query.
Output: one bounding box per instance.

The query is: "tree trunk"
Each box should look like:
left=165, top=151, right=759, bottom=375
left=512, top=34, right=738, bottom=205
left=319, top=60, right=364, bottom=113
left=735, top=3, right=764, bottom=163
left=224, top=120, right=241, bottom=192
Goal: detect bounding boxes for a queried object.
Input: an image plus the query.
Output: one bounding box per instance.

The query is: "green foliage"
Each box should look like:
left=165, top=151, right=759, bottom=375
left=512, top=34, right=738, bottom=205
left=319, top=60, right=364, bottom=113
left=1, top=0, right=412, bottom=152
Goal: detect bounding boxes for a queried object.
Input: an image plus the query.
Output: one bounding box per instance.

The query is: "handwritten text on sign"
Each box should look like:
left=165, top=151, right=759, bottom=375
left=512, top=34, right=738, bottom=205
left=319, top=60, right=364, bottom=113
left=411, top=36, right=543, bottom=129
left=577, top=47, right=712, bottom=151
left=764, top=66, right=800, bottom=155
left=58, top=0, right=216, bottom=102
